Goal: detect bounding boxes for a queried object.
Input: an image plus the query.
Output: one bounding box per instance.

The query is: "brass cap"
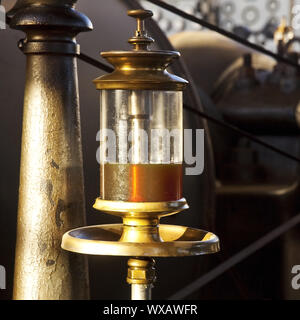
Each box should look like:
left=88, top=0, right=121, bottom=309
left=93, top=9, right=188, bottom=91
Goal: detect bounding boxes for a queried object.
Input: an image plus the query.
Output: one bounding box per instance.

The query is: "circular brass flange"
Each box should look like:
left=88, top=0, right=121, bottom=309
left=61, top=224, right=220, bottom=257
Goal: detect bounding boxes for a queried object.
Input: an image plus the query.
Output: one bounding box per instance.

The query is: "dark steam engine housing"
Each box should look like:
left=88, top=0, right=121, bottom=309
left=212, top=52, right=300, bottom=299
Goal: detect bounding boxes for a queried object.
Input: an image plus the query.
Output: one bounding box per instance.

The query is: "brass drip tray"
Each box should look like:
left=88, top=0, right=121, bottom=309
left=62, top=224, right=220, bottom=257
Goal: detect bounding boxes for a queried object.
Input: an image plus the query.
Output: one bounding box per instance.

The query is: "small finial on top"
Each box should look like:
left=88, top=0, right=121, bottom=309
left=127, top=9, right=154, bottom=51
left=128, top=9, right=153, bottom=20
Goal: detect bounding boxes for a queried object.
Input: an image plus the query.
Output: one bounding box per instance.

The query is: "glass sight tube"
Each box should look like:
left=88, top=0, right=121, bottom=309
left=99, top=89, right=183, bottom=202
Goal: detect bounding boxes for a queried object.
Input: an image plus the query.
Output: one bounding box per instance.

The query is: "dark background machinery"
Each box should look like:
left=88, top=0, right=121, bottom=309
left=171, top=20, right=300, bottom=298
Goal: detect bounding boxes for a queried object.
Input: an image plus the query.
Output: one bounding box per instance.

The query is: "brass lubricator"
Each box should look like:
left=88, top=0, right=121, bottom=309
left=62, top=9, right=220, bottom=300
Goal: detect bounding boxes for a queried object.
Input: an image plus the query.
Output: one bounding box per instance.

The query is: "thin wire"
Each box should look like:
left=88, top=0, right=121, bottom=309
left=168, top=212, right=300, bottom=300
left=145, top=0, right=300, bottom=70
left=78, top=53, right=114, bottom=73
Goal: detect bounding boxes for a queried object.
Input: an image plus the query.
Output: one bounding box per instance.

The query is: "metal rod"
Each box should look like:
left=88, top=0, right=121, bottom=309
left=78, top=52, right=114, bottom=73
left=131, top=284, right=152, bottom=300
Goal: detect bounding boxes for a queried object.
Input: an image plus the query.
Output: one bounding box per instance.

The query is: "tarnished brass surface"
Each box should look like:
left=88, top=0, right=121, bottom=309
left=61, top=224, right=220, bottom=257
left=10, top=0, right=92, bottom=300
left=93, top=10, right=188, bottom=90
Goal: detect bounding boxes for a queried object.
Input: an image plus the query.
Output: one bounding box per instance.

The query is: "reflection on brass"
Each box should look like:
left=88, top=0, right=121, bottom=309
left=10, top=0, right=92, bottom=300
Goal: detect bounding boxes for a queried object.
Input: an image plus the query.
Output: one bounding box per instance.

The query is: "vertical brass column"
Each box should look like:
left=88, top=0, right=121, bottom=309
left=9, top=0, right=92, bottom=299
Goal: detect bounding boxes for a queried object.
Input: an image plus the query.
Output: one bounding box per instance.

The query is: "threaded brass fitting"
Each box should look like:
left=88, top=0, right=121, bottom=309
left=127, top=258, right=156, bottom=285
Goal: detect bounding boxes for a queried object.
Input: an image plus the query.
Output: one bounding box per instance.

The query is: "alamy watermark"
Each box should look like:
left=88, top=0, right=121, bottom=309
left=291, top=265, right=300, bottom=290
left=96, top=129, right=204, bottom=176
left=0, top=265, right=5, bottom=290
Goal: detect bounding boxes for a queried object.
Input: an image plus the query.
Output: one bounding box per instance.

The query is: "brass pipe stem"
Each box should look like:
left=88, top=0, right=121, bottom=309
left=120, top=217, right=162, bottom=243
left=127, top=258, right=156, bottom=300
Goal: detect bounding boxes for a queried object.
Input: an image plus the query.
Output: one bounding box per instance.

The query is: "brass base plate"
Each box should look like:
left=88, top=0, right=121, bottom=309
left=61, top=224, right=220, bottom=257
